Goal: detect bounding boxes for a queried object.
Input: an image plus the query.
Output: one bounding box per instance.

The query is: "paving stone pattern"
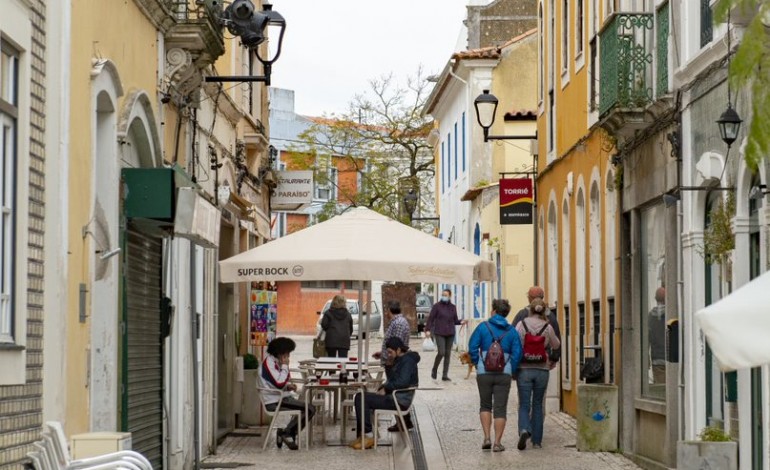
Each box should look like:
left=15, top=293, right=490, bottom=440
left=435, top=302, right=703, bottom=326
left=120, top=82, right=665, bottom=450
left=205, top=335, right=642, bottom=470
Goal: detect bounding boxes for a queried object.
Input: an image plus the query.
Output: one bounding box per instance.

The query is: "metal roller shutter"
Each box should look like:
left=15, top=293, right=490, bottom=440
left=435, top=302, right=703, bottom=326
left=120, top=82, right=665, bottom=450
left=124, top=227, right=164, bottom=468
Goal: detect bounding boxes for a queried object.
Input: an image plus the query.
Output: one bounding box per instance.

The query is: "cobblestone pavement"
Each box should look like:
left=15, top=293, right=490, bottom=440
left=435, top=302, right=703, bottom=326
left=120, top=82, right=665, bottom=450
left=204, top=335, right=642, bottom=470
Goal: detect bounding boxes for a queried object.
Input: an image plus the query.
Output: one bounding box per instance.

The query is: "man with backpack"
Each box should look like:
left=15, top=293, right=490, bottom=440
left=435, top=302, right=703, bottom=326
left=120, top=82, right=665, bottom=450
left=468, top=299, right=523, bottom=452
left=514, top=298, right=561, bottom=451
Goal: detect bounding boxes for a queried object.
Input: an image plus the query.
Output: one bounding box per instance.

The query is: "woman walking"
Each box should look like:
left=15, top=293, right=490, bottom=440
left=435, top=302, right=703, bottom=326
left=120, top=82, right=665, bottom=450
left=321, top=295, right=353, bottom=357
left=468, top=299, right=522, bottom=452
left=515, top=298, right=560, bottom=450
left=426, top=289, right=467, bottom=380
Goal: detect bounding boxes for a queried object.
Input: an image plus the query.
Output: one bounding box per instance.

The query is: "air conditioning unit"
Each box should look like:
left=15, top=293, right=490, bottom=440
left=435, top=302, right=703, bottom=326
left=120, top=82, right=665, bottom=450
left=70, top=432, right=132, bottom=459
left=175, top=187, right=221, bottom=248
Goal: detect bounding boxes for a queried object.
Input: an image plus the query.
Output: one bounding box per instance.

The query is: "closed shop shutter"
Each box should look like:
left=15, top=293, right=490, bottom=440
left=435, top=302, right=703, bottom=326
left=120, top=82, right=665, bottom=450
left=124, top=227, right=164, bottom=468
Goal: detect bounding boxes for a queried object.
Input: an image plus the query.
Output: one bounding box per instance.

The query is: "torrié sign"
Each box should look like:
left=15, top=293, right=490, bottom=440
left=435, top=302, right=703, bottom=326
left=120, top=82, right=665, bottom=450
left=272, top=171, right=313, bottom=210
left=499, top=178, right=533, bottom=225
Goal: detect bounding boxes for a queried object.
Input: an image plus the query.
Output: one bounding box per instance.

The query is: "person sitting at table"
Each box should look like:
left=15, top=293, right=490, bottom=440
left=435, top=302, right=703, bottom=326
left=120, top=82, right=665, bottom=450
left=372, top=300, right=413, bottom=431
left=350, top=336, right=420, bottom=450
left=260, top=337, right=315, bottom=451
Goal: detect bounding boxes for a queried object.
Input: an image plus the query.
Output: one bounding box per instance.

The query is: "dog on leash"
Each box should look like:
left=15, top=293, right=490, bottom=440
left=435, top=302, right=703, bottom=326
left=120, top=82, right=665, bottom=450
left=458, top=351, right=476, bottom=379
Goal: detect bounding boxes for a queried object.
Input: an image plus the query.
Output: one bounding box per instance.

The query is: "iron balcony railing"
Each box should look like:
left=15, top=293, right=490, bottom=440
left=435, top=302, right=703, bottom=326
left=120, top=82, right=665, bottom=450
left=164, top=0, right=223, bottom=31
left=599, top=13, right=655, bottom=116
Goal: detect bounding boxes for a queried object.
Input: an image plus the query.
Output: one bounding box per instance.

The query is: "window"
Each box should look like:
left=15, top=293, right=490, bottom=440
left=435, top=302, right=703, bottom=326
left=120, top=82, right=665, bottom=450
left=608, top=298, right=615, bottom=383
left=454, top=122, right=458, bottom=180
left=447, top=133, right=452, bottom=184
left=589, top=38, right=598, bottom=111
left=700, top=0, right=713, bottom=48
left=640, top=203, right=666, bottom=399
left=547, top=202, right=558, bottom=302
left=578, top=301, right=586, bottom=367
left=0, top=40, right=18, bottom=344
left=562, top=0, right=569, bottom=73
left=576, top=0, right=584, bottom=58
left=441, top=141, right=445, bottom=193
left=461, top=113, right=466, bottom=172
left=548, top=90, right=555, bottom=152
left=592, top=300, right=600, bottom=347
left=314, top=156, right=337, bottom=201
left=539, top=3, right=544, bottom=104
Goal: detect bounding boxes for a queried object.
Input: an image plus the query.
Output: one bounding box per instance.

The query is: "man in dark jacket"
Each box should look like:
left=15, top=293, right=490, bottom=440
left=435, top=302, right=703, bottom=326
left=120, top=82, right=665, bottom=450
left=350, top=337, right=420, bottom=449
left=511, top=286, right=561, bottom=361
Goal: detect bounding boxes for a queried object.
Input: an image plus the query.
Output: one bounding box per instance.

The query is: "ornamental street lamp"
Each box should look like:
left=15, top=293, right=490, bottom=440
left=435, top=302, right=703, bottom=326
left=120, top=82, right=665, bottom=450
left=473, top=90, right=537, bottom=142
left=402, top=188, right=418, bottom=222
left=716, top=104, right=742, bottom=148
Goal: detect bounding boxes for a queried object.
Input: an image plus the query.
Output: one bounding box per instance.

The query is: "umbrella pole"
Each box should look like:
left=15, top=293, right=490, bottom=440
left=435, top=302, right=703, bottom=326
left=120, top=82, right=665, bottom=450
left=357, top=283, right=363, bottom=377
left=364, top=281, right=371, bottom=366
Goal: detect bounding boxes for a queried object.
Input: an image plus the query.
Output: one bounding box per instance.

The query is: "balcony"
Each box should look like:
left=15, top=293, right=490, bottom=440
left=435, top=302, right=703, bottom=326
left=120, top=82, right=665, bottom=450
left=135, top=0, right=225, bottom=63
left=598, top=13, right=671, bottom=142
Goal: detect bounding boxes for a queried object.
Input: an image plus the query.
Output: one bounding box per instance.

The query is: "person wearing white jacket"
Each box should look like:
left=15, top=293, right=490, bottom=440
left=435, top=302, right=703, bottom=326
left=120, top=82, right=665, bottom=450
left=259, top=337, right=315, bottom=450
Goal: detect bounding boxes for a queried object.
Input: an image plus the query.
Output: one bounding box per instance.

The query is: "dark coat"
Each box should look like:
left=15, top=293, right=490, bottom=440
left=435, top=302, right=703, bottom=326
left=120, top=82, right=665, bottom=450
left=426, top=301, right=460, bottom=336
left=383, top=351, right=420, bottom=407
left=321, top=307, right=353, bottom=350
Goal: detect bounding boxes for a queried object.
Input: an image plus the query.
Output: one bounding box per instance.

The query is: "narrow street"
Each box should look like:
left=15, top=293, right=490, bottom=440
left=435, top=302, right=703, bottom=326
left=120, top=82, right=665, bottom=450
left=205, top=336, right=642, bottom=470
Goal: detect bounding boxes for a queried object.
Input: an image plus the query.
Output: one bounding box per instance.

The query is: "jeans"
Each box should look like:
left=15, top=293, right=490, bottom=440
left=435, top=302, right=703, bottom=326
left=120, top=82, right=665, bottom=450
left=432, top=334, right=454, bottom=378
left=265, top=397, right=316, bottom=439
left=516, top=368, right=549, bottom=445
left=353, top=392, right=398, bottom=436
left=326, top=348, right=349, bottom=358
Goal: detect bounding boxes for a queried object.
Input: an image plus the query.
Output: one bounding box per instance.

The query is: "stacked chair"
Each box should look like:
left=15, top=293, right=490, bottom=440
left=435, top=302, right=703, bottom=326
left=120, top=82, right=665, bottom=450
left=26, top=422, right=153, bottom=469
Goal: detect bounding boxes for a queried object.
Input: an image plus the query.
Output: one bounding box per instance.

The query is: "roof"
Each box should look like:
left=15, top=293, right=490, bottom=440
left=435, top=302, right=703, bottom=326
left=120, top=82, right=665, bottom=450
left=452, top=46, right=500, bottom=61
left=460, top=182, right=499, bottom=202
left=499, top=28, right=538, bottom=50
left=503, top=109, right=537, bottom=121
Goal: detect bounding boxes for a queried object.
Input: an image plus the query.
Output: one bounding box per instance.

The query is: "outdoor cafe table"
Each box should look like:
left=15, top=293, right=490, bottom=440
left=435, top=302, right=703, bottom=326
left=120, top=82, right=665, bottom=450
left=303, top=380, right=367, bottom=450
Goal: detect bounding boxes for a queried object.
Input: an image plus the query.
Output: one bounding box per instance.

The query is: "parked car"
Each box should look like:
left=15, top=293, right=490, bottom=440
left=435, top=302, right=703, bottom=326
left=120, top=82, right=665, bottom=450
left=316, top=298, right=382, bottom=339
left=416, top=293, right=433, bottom=333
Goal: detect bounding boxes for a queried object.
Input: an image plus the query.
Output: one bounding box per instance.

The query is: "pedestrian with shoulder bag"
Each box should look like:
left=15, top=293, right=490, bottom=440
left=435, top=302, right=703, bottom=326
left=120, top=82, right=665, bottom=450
left=468, top=299, right=523, bottom=452
left=515, top=298, right=560, bottom=451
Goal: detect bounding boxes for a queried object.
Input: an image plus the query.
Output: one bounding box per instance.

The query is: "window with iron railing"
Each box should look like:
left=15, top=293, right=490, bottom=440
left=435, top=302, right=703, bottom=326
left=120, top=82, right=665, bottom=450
left=700, top=0, right=713, bottom=48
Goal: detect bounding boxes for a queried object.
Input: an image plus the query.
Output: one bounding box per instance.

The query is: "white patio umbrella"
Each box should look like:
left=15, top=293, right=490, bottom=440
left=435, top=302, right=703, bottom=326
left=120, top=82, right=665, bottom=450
left=219, top=206, right=496, bottom=374
left=219, top=206, right=496, bottom=284
left=695, top=270, right=770, bottom=371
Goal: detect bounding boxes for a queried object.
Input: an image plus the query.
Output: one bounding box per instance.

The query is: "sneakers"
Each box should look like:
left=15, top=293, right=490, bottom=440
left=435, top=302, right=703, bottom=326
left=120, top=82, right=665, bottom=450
left=387, top=419, right=413, bottom=432
left=517, top=431, right=530, bottom=450
left=349, top=436, right=375, bottom=450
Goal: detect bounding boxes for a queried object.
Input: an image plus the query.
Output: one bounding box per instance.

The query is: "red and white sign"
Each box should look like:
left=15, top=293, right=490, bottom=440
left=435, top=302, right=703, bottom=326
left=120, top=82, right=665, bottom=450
left=499, top=178, right=533, bottom=225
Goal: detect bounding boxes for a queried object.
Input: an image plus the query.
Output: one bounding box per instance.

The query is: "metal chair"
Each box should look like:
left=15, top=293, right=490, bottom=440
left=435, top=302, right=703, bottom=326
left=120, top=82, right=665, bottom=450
left=373, top=387, right=418, bottom=451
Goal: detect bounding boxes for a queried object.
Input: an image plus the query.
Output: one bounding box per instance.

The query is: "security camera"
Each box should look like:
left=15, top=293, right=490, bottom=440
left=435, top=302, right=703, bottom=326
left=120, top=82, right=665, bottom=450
left=222, top=0, right=269, bottom=49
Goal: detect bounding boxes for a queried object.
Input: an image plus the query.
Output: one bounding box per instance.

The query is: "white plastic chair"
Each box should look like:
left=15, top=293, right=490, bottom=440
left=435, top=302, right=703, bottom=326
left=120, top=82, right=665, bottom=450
left=373, top=387, right=417, bottom=451
left=256, top=384, right=303, bottom=451
left=26, top=422, right=153, bottom=470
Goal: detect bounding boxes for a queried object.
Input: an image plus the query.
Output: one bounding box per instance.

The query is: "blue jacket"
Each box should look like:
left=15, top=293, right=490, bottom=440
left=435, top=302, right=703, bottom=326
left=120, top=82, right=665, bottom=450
left=468, top=314, right=523, bottom=375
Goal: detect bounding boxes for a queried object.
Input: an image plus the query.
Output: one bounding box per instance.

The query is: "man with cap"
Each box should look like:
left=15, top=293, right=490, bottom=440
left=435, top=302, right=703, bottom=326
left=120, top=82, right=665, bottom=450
left=349, top=336, right=421, bottom=449
left=511, top=286, right=561, bottom=360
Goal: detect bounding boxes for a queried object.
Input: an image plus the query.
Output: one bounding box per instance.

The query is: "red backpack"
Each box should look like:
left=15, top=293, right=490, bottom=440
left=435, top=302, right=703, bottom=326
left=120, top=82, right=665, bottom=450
left=521, top=320, right=550, bottom=363
left=483, top=323, right=511, bottom=372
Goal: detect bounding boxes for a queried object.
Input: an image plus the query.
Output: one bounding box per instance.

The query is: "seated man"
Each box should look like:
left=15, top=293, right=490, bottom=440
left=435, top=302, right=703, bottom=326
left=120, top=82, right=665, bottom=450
left=350, top=337, right=420, bottom=449
left=259, top=337, right=315, bottom=450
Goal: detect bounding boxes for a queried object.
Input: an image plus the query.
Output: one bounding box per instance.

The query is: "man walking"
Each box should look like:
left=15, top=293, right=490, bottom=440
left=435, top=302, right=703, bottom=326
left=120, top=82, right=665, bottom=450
left=511, top=286, right=561, bottom=345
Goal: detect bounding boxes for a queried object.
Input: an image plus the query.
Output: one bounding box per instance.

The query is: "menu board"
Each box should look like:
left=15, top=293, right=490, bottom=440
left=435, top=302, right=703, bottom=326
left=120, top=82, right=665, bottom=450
left=250, top=282, right=278, bottom=349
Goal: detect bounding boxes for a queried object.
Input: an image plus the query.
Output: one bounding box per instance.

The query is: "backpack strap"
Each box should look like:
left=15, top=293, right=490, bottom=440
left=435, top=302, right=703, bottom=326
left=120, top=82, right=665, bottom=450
left=522, top=320, right=532, bottom=334
left=536, top=323, right=549, bottom=336
left=484, top=321, right=510, bottom=342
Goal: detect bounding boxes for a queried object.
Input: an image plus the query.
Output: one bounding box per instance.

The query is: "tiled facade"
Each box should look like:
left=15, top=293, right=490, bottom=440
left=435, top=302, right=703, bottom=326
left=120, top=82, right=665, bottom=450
left=0, top=0, right=46, bottom=468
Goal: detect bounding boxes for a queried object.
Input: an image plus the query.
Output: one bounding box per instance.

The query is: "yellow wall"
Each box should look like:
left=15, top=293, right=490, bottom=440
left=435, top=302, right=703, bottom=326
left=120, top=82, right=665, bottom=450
left=536, top=0, right=618, bottom=416
left=68, top=0, right=160, bottom=435
left=489, top=33, right=538, bottom=305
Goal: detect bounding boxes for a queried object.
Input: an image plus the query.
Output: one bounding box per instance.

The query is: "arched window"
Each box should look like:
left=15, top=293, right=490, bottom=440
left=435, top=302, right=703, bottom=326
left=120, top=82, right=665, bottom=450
left=576, top=189, right=586, bottom=299
left=548, top=201, right=558, bottom=303
left=589, top=182, right=601, bottom=299
left=561, top=198, right=571, bottom=383
left=605, top=170, right=616, bottom=296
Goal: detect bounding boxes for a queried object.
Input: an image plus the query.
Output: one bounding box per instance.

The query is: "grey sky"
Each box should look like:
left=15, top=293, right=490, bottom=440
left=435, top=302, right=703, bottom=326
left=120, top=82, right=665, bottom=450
left=270, top=0, right=470, bottom=117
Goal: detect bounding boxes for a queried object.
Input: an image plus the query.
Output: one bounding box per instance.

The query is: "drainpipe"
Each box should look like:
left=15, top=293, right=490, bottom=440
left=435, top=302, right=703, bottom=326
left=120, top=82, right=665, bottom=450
left=191, top=243, right=201, bottom=469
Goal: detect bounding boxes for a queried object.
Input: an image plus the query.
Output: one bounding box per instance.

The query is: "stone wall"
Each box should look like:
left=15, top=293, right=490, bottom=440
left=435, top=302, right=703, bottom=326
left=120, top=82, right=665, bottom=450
left=467, top=0, right=537, bottom=49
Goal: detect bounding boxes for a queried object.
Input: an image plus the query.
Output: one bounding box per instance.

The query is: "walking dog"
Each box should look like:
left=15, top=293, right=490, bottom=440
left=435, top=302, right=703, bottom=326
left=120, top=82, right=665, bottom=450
left=458, top=351, right=476, bottom=379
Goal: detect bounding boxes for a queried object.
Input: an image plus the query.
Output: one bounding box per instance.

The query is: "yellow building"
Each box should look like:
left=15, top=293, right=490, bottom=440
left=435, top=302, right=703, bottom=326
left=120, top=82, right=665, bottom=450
left=59, top=1, right=277, bottom=467
left=536, top=0, right=620, bottom=417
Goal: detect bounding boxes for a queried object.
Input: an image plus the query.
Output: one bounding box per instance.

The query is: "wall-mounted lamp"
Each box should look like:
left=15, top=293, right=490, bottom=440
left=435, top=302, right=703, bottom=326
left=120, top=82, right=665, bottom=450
left=473, top=90, right=537, bottom=142
left=82, top=225, right=121, bottom=262
left=749, top=184, right=769, bottom=200
left=206, top=1, right=286, bottom=86
left=717, top=12, right=742, bottom=149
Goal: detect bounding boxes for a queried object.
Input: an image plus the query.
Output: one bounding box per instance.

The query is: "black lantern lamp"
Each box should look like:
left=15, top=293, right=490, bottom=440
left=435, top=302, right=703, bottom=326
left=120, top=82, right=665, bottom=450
left=207, top=1, right=286, bottom=85
left=474, top=89, right=499, bottom=141
left=717, top=104, right=742, bottom=148
left=403, top=188, right=418, bottom=221
left=473, top=89, right=537, bottom=142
